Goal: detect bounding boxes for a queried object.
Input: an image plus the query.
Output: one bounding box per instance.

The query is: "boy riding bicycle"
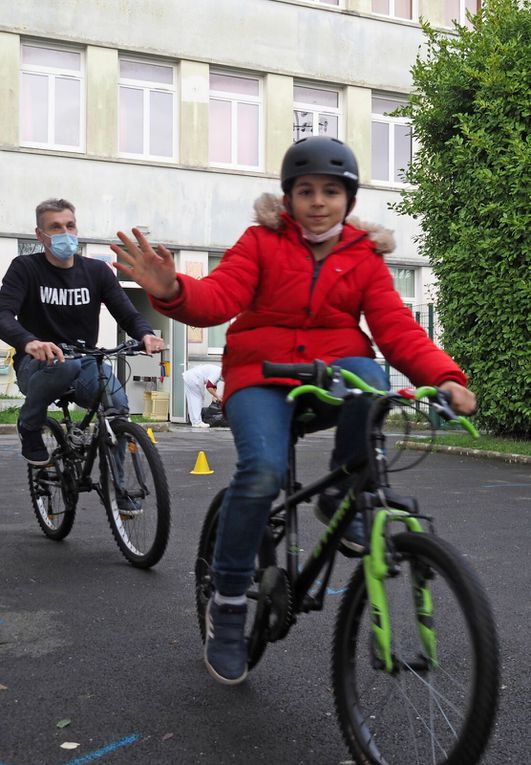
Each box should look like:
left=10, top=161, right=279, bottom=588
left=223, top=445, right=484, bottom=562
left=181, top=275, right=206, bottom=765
left=112, top=136, right=476, bottom=685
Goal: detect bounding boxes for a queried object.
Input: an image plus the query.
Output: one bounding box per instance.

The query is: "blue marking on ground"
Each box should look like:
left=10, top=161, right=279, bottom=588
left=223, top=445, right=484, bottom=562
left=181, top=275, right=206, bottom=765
left=64, top=734, right=141, bottom=764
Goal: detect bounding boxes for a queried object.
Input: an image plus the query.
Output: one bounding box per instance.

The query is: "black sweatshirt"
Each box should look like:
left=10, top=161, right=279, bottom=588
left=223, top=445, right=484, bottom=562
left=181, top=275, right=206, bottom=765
left=0, top=253, right=153, bottom=370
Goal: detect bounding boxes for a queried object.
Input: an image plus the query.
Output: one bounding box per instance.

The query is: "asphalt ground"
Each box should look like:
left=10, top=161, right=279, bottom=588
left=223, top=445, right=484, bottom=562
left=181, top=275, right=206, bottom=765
left=0, top=427, right=530, bottom=765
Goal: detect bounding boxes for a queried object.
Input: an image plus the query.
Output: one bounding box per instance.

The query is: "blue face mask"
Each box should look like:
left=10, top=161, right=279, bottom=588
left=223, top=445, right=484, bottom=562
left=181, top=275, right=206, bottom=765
left=47, top=233, right=78, bottom=261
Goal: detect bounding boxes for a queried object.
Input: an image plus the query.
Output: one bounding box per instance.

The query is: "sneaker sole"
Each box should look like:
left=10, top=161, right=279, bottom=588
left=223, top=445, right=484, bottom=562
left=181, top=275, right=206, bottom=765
left=17, top=425, right=51, bottom=466
left=204, top=649, right=248, bottom=686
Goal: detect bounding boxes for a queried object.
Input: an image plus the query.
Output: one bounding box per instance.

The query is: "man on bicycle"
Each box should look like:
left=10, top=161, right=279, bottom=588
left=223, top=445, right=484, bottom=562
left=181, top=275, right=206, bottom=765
left=0, top=198, right=164, bottom=466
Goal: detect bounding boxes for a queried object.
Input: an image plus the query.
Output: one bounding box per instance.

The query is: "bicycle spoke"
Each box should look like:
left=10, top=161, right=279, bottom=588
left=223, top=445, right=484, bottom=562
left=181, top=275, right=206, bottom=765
left=333, top=532, right=498, bottom=765
left=102, top=420, right=170, bottom=568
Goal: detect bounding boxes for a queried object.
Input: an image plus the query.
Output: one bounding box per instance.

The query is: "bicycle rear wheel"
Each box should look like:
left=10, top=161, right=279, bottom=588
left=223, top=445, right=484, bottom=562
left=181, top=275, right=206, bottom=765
left=333, top=532, right=499, bottom=765
left=28, top=418, right=77, bottom=540
left=195, top=489, right=278, bottom=670
left=101, top=420, right=171, bottom=568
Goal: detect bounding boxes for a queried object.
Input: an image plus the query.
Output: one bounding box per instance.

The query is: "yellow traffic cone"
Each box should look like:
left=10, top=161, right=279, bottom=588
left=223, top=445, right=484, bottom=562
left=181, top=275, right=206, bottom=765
left=147, top=427, right=157, bottom=444
left=190, top=450, right=214, bottom=475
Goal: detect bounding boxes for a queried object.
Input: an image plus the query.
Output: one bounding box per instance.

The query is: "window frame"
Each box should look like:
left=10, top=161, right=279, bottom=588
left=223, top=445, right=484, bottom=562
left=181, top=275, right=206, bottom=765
left=208, top=70, right=263, bottom=171
left=371, top=93, right=412, bottom=187
left=292, top=82, right=342, bottom=142
left=19, top=40, right=85, bottom=152
left=388, top=265, right=417, bottom=309
left=443, top=0, right=481, bottom=27
left=371, top=0, right=419, bottom=21
left=118, top=55, right=177, bottom=162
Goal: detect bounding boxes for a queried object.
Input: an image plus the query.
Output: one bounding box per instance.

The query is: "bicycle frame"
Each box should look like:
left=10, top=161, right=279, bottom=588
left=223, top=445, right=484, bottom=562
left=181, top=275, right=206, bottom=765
left=265, top=385, right=443, bottom=675
left=52, top=343, right=144, bottom=502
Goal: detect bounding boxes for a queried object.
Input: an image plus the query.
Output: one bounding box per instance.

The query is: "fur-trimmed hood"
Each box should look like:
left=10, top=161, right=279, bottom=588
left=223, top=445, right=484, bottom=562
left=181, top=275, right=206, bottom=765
left=253, top=193, right=396, bottom=255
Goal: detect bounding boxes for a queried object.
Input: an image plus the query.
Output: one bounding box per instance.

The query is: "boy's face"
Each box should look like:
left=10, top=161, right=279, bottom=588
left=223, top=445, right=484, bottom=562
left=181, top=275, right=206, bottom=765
left=285, top=174, right=351, bottom=235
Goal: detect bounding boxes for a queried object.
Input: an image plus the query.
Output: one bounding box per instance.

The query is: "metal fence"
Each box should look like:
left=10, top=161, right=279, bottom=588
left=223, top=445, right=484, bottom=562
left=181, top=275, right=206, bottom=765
left=378, top=303, right=445, bottom=427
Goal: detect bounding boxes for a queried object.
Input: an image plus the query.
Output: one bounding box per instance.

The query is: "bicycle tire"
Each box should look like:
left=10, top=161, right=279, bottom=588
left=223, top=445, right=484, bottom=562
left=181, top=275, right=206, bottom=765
left=100, top=420, right=171, bottom=568
left=332, top=531, right=499, bottom=765
left=28, top=417, right=77, bottom=541
left=195, top=488, right=277, bottom=670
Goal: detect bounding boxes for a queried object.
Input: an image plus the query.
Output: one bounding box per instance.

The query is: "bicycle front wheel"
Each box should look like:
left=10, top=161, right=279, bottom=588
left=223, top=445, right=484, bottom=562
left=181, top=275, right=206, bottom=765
left=333, top=532, right=499, bottom=765
left=101, top=420, right=171, bottom=568
left=28, top=418, right=77, bottom=540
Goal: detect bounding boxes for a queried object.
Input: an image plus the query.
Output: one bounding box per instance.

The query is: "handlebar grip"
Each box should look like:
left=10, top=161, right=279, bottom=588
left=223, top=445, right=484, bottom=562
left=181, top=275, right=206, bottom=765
left=262, top=360, right=329, bottom=386
left=262, top=361, right=311, bottom=379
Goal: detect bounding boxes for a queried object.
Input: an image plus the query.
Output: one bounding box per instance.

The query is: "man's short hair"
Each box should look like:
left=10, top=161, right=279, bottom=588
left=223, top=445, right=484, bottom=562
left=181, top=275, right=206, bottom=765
left=35, top=198, right=76, bottom=228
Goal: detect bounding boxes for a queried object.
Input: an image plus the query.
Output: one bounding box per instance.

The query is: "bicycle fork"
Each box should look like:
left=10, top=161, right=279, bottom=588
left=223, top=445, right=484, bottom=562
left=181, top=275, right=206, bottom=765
left=363, top=508, right=438, bottom=673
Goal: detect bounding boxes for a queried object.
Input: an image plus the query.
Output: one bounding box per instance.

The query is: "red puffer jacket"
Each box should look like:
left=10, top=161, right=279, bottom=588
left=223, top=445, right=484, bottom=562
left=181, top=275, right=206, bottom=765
left=151, top=203, right=466, bottom=401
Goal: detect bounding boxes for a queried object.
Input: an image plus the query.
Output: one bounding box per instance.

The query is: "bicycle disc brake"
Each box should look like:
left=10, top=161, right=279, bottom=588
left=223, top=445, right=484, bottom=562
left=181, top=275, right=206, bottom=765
left=256, top=566, right=293, bottom=642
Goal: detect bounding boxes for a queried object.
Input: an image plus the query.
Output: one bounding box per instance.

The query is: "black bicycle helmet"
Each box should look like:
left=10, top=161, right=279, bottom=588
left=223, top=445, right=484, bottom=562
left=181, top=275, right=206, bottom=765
left=280, top=136, right=359, bottom=196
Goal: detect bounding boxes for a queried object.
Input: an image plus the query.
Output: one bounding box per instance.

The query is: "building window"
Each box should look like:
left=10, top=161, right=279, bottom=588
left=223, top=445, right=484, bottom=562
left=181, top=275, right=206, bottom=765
left=18, top=239, right=43, bottom=256
left=371, top=0, right=417, bottom=20
left=209, top=71, right=262, bottom=169
left=389, top=266, right=416, bottom=306
left=443, top=0, right=481, bottom=27
left=118, top=58, right=176, bottom=160
left=371, top=95, right=412, bottom=184
left=207, top=255, right=230, bottom=354
left=293, top=84, right=341, bottom=142
left=310, top=0, right=340, bottom=5
left=20, top=42, right=84, bottom=151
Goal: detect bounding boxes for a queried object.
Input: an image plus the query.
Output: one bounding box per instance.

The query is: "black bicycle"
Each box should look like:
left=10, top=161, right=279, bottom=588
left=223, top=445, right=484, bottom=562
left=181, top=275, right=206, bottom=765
left=195, top=360, right=499, bottom=765
left=27, top=340, right=171, bottom=568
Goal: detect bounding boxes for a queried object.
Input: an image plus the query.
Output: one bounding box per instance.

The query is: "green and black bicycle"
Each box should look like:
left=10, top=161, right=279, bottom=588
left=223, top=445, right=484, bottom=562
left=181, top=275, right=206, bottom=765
left=27, top=340, right=171, bottom=568
left=195, top=360, right=499, bottom=765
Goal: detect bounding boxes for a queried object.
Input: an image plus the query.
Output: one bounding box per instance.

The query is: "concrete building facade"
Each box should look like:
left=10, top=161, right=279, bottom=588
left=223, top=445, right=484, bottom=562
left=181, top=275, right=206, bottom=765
left=0, top=0, right=479, bottom=417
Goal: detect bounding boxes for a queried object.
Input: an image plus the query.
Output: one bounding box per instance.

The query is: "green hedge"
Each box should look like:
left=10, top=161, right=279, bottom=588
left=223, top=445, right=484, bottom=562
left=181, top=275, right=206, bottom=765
left=393, top=0, right=530, bottom=437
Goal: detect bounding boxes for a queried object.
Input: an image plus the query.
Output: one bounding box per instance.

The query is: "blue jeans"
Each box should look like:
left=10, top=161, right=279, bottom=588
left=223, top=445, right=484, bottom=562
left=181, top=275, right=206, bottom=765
left=16, top=355, right=128, bottom=430
left=213, top=357, right=389, bottom=596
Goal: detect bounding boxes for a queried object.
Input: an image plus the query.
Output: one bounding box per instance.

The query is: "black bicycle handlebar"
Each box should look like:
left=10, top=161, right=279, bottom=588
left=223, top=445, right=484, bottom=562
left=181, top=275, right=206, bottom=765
left=262, top=360, right=329, bottom=387
left=59, top=339, right=146, bottom=358
left=261, top=360, right=478, bottom=436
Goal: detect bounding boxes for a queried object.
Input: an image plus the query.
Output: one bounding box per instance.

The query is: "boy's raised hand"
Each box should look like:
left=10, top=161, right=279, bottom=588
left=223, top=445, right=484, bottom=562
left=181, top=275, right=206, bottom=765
left=111, top=228, right=180, bottom=301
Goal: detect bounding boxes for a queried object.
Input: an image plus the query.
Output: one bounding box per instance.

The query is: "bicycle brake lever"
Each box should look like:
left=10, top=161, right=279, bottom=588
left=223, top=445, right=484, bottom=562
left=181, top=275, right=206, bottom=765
left=424, top=388, right=479, bottom=438
left=328, top=365, right=359, bottom=399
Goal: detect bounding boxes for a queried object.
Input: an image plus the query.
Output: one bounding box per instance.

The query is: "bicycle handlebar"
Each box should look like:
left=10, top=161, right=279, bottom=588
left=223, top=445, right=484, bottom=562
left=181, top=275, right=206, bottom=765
left=262, top=360, right=478, bottom=437
left=59, top=339, right=146, bottom=358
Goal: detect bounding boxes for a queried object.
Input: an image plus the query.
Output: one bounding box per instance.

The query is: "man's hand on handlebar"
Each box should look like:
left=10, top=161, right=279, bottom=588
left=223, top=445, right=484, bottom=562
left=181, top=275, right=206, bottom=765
left=141, top=334, right=166, bottom=355
left=439, top=381, right=477, bottom=416
left=25, top=339, right=65, bottom=365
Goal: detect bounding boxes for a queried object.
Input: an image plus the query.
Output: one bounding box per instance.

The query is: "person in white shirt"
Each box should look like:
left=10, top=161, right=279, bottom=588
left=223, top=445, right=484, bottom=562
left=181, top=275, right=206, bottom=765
left=182, top=364, right=222, bottom=427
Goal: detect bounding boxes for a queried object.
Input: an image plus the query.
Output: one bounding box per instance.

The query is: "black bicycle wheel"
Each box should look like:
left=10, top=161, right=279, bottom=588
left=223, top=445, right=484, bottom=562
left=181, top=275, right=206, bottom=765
left=28, top=418, right=77, bottom=541
left=195, top=488, right=277, bottom=670
left=333, top=532, right=499, bottom=765
left=100, top=420, right=171, bottom=568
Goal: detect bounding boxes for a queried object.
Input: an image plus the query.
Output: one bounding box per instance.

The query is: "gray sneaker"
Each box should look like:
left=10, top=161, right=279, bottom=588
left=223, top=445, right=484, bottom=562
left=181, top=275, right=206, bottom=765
left=314, top=488, right=365, bottom=554
left=205, top=597, right=248, bottom=685
left=117, top=495, right=143, bottom=518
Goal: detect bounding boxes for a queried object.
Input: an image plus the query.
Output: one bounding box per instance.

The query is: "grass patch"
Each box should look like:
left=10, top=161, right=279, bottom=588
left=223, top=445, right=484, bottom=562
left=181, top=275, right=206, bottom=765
left=408, top=432, right=531, bottom=457
left=0, top=406, right=161, bottom=425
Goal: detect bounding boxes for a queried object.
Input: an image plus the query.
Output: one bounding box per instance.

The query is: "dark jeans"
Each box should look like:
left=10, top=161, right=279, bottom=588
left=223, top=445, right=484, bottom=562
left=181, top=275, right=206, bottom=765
left=16, top=355, right=128, bottom=430
left=212, top=357, right=389, bottom=596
